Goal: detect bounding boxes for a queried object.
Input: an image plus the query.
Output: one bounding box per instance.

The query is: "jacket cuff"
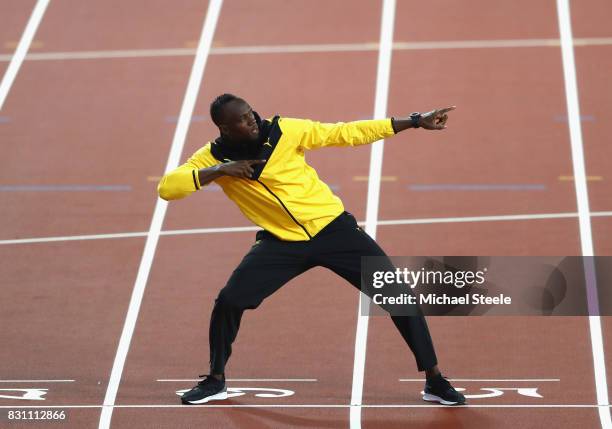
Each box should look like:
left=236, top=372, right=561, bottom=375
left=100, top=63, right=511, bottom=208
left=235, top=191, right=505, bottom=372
left=390, top=118, right=398, bottom=134
left=191, top=169, right=201, bottom=190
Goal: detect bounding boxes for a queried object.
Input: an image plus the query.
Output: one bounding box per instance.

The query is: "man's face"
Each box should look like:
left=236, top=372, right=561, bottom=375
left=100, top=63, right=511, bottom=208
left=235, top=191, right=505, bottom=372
left=218, top=99, right=259, bottom=142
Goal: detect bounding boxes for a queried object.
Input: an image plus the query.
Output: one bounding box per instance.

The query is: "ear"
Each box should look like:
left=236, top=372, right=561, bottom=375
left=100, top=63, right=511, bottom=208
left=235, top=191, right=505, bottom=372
left=219, top=124, right=229, bottom=135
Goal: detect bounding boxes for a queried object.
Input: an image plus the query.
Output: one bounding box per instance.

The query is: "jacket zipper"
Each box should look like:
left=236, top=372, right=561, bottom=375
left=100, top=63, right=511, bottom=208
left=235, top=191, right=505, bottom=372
left=256, top=179, right=312, bottom=239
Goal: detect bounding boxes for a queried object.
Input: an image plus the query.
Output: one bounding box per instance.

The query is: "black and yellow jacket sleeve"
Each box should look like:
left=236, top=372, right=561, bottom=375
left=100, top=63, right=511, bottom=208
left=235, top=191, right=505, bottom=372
left=158, top=117, right=395, bottom=241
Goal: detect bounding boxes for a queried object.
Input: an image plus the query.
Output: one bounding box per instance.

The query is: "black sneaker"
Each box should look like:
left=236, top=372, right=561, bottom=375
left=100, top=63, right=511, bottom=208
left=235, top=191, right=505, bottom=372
left=423, top=375, right=466, bottom=405
left=181, top=375, right=227, bottom=405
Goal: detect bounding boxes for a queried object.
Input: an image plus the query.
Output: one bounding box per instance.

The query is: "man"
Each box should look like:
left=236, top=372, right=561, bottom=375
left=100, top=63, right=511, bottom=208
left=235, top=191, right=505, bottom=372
left=158, top=94, right=465, bottom=406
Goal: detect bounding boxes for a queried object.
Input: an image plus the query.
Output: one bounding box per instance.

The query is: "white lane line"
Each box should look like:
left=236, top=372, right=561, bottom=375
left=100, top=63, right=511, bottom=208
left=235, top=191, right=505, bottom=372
left=1, top=48, right=198, bottom=61
left=1, top=38, right=612, bottom=62
left=0, top=0, right=50, bottom=110
left=97, top=2, right=223, bottom=428
left=3, top=210, right=612, bottom=246
left=399, top=378, right=560, bottom=382
left=212, top=42, right=379, bottom=55
left=0, top=226, right=260, bottom=245
left=350, top=2, right=396, bottom=429
left=0, top=404, right=609, bottom=409
left=157, top=378, right=317, bottom=382
left=556, top=1, right=611, bottom=428
left=162, top=225, right=259, bottom=236
left=0, top=380, right=74, bottom=383
left=0, top=231, right=149, bottom=245
left=376, top=211, right=579, bottom=226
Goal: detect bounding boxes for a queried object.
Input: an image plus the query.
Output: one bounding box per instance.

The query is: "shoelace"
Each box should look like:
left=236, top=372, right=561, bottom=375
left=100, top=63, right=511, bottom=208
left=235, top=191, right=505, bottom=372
left=429, top=375, right=453, bottom=390
left=197, top=374, right=224, bottom=386
left=197, top=374, right=213, bottom=385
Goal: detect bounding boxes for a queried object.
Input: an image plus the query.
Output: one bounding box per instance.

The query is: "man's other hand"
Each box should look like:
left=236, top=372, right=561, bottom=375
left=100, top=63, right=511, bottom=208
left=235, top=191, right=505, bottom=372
left=219, top=159, right=267, bottom=178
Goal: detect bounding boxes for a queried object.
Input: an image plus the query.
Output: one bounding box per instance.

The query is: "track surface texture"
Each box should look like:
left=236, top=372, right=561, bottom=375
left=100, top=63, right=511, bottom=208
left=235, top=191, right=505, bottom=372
left=1, top=1, right=611, bottom=428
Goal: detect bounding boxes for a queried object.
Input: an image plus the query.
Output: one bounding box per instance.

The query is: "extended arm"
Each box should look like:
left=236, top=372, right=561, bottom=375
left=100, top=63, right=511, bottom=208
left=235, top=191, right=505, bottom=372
left=289, top=106, right=456, bottom=151
left=392, top=106, right=456, bottom=132
left=289, top=118, right=396, bottom=150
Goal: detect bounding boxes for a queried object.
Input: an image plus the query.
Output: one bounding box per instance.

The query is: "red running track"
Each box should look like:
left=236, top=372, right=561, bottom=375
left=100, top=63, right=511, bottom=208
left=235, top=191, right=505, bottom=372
left=0, top=1, right=611, bottom=428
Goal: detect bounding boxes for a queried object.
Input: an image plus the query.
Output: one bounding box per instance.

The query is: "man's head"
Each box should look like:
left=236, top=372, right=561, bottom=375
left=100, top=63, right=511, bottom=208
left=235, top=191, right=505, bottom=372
left=210, top=94, right=260, bottom=142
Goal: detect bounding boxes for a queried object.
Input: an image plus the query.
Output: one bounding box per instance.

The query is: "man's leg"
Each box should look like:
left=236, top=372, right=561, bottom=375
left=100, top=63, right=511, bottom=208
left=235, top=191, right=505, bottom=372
left=310, top=213, right=437, bottom=372
left=182, top=234, right=311, bottom=405
left=310, top=212, right=464, bottom=405
left=209, top=234, right=311, bottom=375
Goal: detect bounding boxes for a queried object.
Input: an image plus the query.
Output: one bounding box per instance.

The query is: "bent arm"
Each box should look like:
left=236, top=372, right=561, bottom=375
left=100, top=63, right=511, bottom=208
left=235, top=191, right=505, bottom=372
left=157, top=146, right=218, bottom=201
left=158, top=154, right=266, bottom=201
left=157, top=164, right=203, bottom=201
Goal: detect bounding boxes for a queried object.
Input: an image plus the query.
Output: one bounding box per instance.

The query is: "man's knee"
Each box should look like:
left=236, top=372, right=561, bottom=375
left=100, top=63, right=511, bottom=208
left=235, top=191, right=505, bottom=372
left=215, top=288, right=238, bottom=308
left=215, top=286, right=261, bottom=310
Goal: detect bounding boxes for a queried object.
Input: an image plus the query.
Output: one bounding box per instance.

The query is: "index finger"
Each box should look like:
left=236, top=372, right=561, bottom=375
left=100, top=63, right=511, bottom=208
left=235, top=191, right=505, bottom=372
left=437, top=106, right=456, bottom=114
left=248, top=159, right=267, bottom=165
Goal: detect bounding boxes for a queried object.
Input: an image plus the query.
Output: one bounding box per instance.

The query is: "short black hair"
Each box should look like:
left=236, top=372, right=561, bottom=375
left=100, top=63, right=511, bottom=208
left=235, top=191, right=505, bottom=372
left=210, top=93, right=243, bottom=126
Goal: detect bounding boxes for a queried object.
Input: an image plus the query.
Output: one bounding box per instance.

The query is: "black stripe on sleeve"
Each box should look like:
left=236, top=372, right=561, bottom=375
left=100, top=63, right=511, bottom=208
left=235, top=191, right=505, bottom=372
left=192, top=169, right=200, bottom=190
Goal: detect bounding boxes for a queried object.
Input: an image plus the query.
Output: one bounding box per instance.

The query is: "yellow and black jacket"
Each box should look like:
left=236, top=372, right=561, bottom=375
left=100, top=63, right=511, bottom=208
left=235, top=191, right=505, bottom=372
left=158, top=113, right=396, bottom=241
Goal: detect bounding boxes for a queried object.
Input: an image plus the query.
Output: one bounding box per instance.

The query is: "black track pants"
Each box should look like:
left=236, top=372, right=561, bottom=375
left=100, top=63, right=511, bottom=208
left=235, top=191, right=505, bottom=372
left=209, top=211, right=438, bottom=374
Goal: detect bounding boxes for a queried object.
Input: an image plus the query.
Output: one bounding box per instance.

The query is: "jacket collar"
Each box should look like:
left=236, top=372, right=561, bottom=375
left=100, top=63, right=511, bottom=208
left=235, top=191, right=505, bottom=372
left=210, top=111, right=272, bottom=162
left=210, top=113, right=282, bottom=180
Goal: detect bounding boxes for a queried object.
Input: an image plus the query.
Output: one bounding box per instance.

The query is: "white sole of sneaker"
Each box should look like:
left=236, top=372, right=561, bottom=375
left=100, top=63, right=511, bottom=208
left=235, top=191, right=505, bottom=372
left=184, top=389, right=228, bottom=405
left=422, top=393, right=462, bottom=406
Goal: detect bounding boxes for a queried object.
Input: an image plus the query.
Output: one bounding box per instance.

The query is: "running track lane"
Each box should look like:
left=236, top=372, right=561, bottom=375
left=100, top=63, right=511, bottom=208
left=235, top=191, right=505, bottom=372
left=0, top=0, right=210, bottom=427
left=361, top=0, right=608, bottom=427
left=111, top=1, right=388, bottom=428
left=571, top=0, right=612, bottom=407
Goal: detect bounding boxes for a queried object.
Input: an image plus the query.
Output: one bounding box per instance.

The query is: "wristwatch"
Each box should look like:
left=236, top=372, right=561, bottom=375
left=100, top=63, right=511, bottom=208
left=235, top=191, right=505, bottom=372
left=409, top=112, right=421, bottom=128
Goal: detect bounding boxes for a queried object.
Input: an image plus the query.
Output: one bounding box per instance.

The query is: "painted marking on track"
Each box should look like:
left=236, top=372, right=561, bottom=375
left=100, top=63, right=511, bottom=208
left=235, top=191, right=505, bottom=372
left=0, top=380, right=74, bottom=383
left=423, top=387, right=544, bottom=399
left=408, top=184, right=546, bottom=191
left=557, top=1, right=611, bottom=428
left=399, top=378, right=560, bottom=382
left=0, top=389, right=48, bottom=401
left=394, top=38, right=611, bottom=49
left=3, top=40, right=44, bottom=50
left=0, top=0, right=50, bottom=110
left=2, top=38, right=612, bottom=62
left=0, top=48, right=196, bottom=62
left=3, top=211, right=612, bottom=246
left=353, top=176, right=397, bottom=182
left=0, top=404, right=609, bottom=409
left=554, top=114, right=595, bottom=122
left=0, top=381, right=72, bottom=402
left=0, top=116, right=10, bottom=123
left=158, top=378, right=317, bottom=382
left=186, top=40, right=228, bottom=48
left=98, top=1, right=224, bottom=428
left=559, top=175, right=603, bottom=182
left=175, top=387, right=295, bottom=399
left=0, top=184, right=131, bottom=192
left=187, top=40, right=229, bottom=48
left=351, top=2, right=396, bottom=429
left=147, top=176, right=162, bottom=182
left=408, top=380, right=553, bottom=400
